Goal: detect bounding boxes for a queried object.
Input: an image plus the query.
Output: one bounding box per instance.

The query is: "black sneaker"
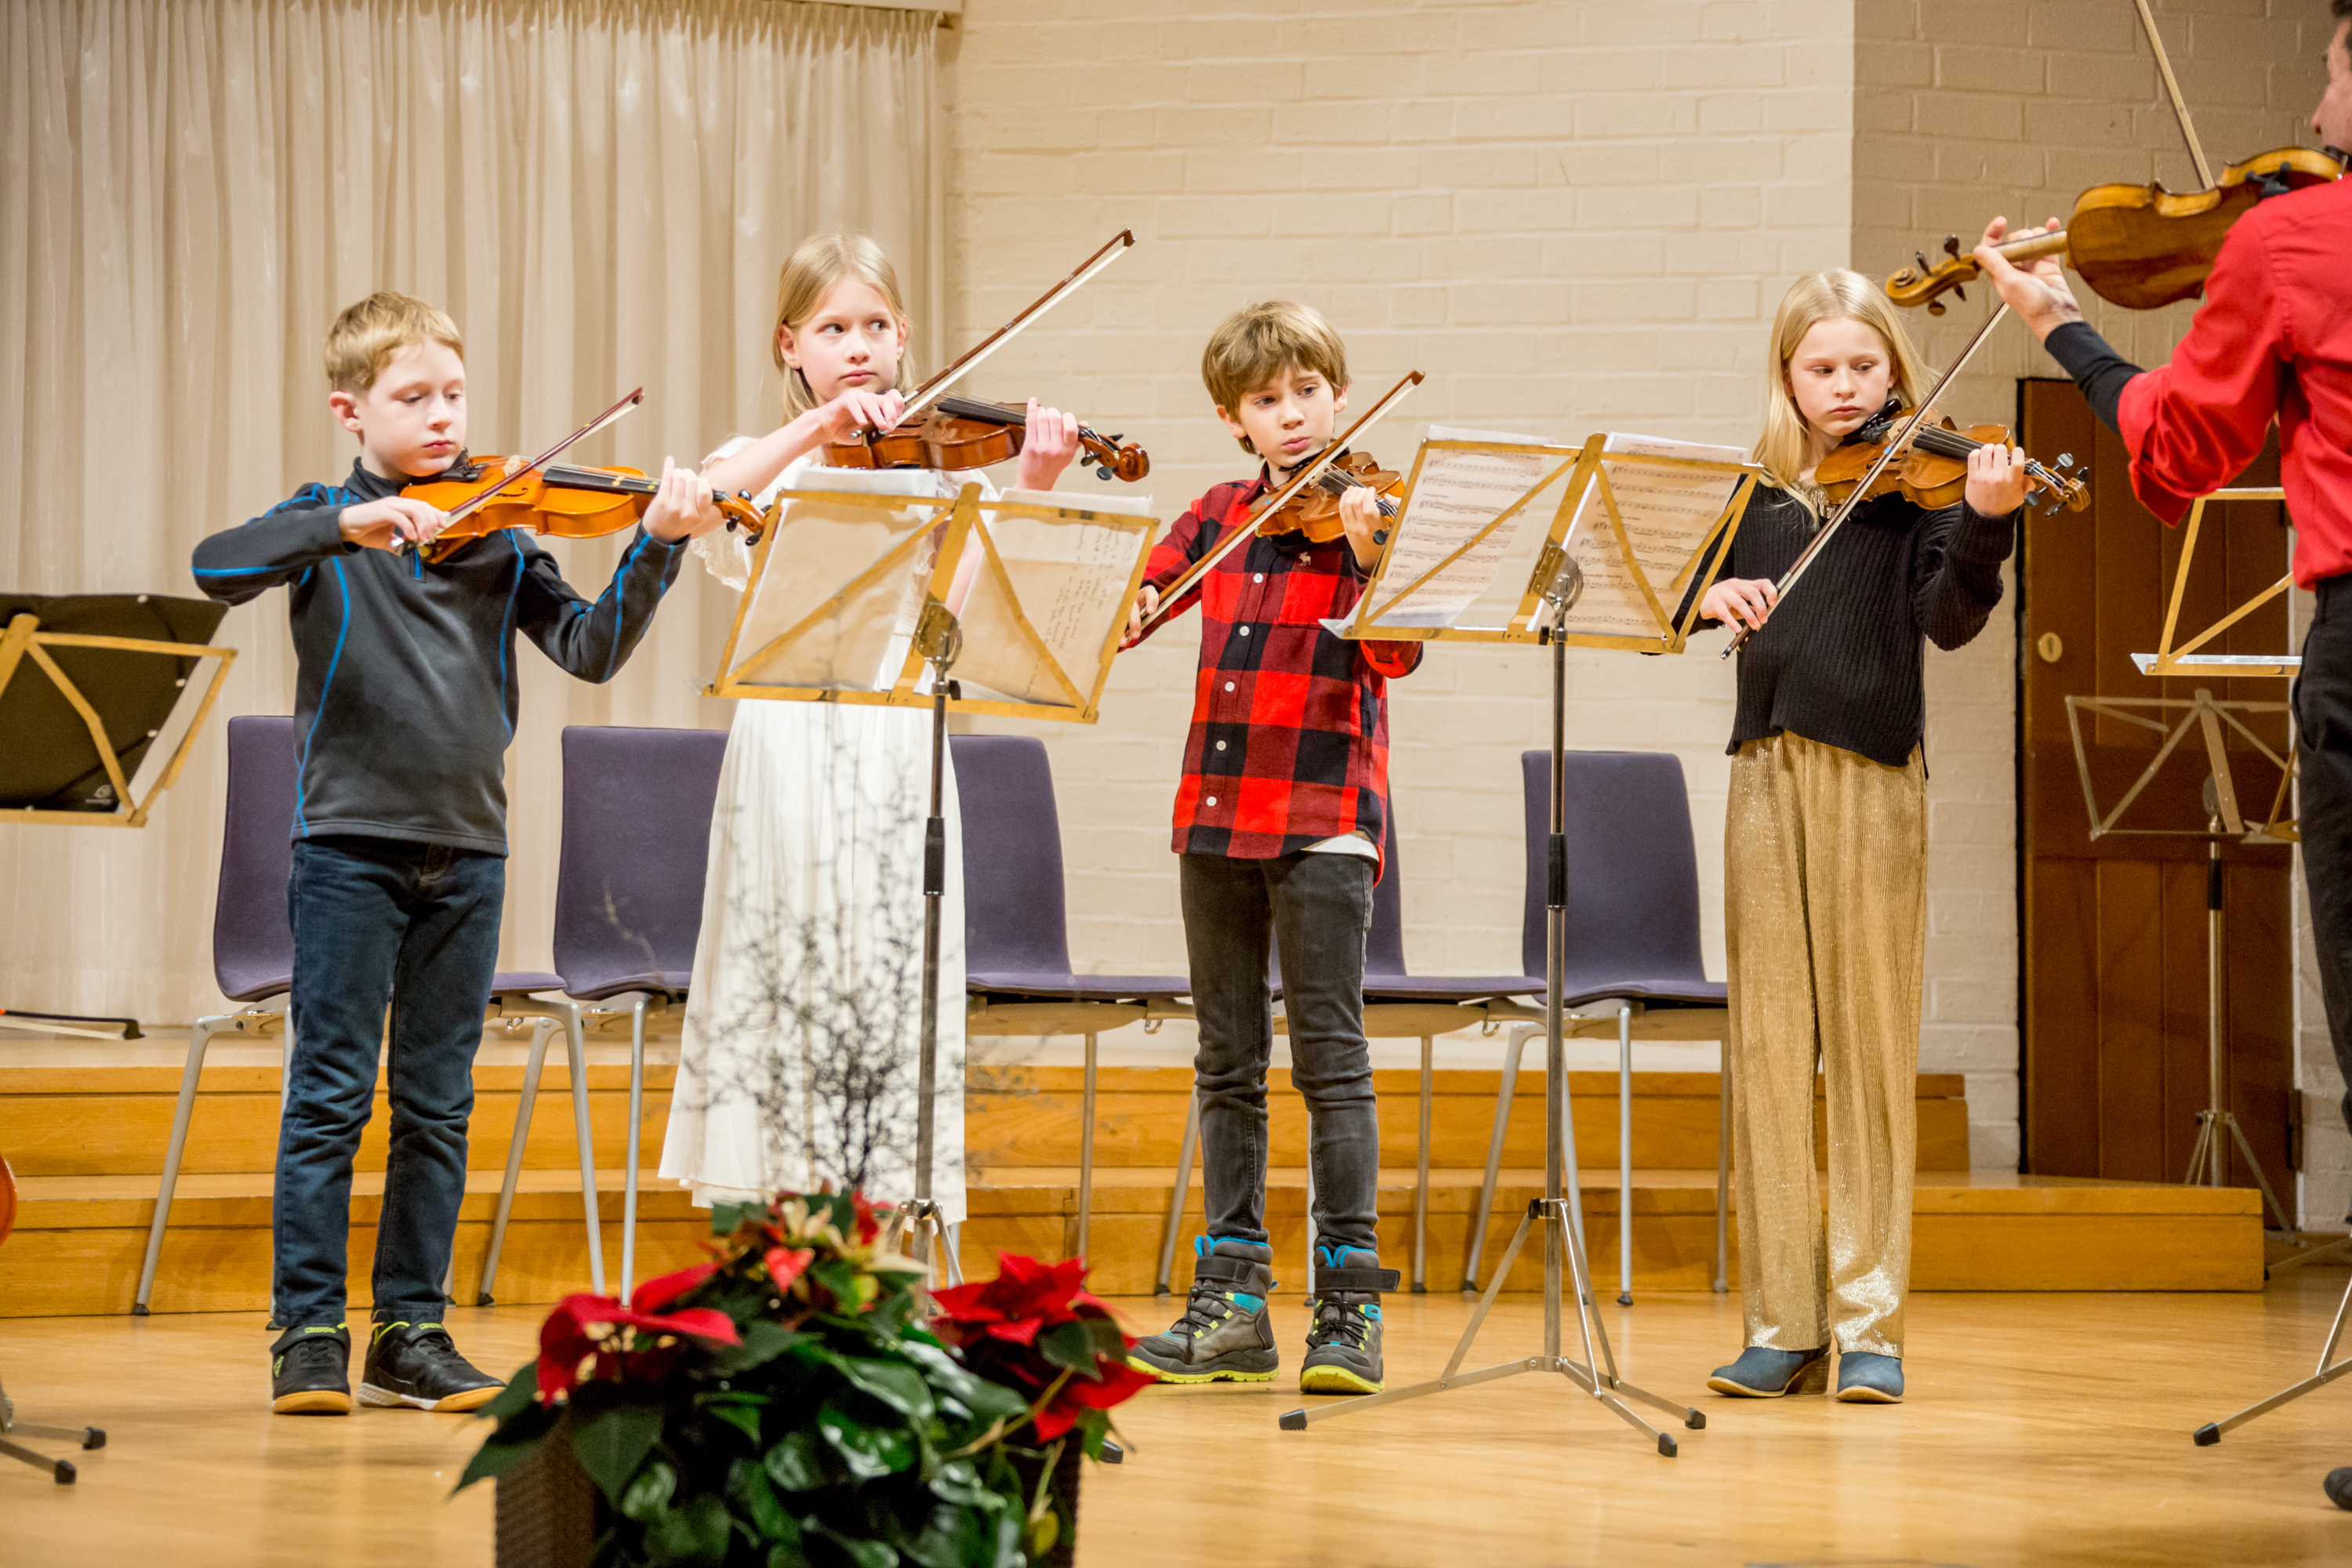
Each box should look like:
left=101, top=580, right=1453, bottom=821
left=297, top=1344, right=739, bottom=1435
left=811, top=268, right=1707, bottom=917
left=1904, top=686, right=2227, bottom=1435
left=1127, top=1237, right=1279, bottom=1384
left=270, top=1324, right=353, bottom=1415
left=1298, top=1246, right=1399, bottom=1396
left=358, top=1322, right=503, bottom=1412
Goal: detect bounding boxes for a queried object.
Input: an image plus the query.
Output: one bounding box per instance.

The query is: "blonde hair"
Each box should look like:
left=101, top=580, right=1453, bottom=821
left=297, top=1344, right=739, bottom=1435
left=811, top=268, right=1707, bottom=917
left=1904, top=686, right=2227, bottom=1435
left=325, top=291, right=463, bottom=394
left=1201, top=301, right=1349, bottom=452
left=1755, top=269, right=1928, bottom=512
left=771, top=233, right=913, bottom=421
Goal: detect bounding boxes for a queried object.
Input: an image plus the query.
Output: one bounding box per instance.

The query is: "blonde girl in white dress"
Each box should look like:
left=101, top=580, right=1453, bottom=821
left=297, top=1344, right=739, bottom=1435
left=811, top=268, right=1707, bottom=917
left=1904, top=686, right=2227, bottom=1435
left=659, top=234, right=1083, bottom=1221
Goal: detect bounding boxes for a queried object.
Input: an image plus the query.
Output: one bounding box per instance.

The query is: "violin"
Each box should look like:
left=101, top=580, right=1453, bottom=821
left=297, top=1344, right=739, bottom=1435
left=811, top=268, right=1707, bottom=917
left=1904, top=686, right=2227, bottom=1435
left=1252, top=450, right=1403, bottom=545
left=1815, top=402, right=2090, bottom=516
left=1886, top=144, right=2349, bottom=314
left=821, top=395, right=1149, bottom=482
left=405, top=458, right=765, bottom=564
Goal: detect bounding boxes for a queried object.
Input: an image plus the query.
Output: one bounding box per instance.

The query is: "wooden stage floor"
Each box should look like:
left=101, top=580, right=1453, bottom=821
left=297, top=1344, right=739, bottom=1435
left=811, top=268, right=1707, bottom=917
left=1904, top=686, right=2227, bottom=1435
left=7, top=1273, right=2351, bottom=1566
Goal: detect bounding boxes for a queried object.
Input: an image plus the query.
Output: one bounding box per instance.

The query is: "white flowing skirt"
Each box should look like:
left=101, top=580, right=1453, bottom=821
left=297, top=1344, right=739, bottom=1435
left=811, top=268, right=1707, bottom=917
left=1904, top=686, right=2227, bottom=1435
left=659, top=699, right=965, bottom=1221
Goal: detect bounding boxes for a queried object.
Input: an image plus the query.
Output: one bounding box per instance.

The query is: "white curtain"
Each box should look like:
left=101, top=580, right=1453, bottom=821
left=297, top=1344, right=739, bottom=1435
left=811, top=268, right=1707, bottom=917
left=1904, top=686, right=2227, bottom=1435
left=0, top=0, right=943, bottom=1022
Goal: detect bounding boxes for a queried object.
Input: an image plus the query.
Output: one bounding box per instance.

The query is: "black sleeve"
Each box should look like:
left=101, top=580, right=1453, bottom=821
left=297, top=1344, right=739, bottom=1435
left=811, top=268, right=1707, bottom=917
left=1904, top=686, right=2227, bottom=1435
left=1911, top=501, right=2016, bottom=651
left=2045, top=321, right=2142, bottom=434
left=190, top=487, right=360, bottom=604
left=512, top=527, right=690, bottom=683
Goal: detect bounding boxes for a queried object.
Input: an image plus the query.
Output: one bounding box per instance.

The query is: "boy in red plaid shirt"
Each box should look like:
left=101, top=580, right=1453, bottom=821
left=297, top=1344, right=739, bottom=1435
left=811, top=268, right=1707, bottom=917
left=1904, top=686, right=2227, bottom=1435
left=1120, top=302, right=1421, bottom=1396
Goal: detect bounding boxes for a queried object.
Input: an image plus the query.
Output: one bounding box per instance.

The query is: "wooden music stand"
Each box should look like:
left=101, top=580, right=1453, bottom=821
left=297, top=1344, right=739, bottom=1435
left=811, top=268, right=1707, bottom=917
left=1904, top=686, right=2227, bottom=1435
left=707, top=476, right=1159, bottom=1281
left=1288, top=431, right=1757, bottom=1455
left=2131, top=487, right=2298, bottom=681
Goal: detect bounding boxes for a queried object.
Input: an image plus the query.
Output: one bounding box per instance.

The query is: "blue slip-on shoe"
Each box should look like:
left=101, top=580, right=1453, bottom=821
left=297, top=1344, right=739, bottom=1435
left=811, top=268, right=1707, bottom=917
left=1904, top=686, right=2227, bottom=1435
left=1706, top=1345, right=1829, bottom=1397
left=1834, top=1351, right=1904, bottom=1403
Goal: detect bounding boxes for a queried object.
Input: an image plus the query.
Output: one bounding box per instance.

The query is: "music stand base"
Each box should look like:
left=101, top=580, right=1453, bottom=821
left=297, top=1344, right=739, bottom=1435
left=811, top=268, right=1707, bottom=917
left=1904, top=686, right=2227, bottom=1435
left=1278, top=1199, right=1700, bottom=1453
left=2193, top=1269, right=2352, bottom=1443
left=0, top=1369, right=103, bottom=1485
left=889, top=1198, right=965, bottom=1288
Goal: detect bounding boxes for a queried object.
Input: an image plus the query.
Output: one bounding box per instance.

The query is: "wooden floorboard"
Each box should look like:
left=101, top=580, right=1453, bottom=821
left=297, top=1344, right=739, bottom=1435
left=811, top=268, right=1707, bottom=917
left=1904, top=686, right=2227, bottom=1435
left=4, top=1275, right=2350, bottom=1565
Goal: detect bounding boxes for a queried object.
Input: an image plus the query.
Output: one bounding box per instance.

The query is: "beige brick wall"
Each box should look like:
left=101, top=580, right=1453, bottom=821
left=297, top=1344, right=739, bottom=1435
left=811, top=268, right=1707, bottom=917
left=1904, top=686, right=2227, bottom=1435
left=941, top=0, right=2338, bottom=1184
left=1853, top=0, right=2332, bottom=1195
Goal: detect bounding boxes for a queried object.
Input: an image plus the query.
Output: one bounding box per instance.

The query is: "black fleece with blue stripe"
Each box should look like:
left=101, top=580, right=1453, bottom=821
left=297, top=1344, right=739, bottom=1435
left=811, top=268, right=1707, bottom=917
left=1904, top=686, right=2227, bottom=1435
left=191, top=458, right=688, bottom=854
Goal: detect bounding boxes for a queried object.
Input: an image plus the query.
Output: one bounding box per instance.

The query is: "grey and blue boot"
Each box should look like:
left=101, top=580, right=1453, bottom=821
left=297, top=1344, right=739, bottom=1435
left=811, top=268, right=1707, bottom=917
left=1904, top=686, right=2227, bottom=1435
left=1298, top=1245, right=1399, bottom=1396
left=1127, top=1237, right=1278, bottom=1384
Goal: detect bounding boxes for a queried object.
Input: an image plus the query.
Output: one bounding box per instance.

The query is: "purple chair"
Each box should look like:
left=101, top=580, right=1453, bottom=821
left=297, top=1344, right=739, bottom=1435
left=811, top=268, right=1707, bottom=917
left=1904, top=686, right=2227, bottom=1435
left=1460, top=750, right=1730, bottom=1301
left=953, top=734, right=1192, bottom=1265
left=136, top=716, right=604, bottom=1314
left=550, top=725, right=728, bottom=1296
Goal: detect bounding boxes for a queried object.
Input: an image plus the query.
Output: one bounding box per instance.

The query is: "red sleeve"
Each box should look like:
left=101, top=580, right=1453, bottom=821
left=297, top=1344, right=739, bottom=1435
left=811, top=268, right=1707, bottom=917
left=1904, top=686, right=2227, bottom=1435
left=2117, top=217, right=2288, bottom=524
left=1362, top=640, right=1421, bottom=679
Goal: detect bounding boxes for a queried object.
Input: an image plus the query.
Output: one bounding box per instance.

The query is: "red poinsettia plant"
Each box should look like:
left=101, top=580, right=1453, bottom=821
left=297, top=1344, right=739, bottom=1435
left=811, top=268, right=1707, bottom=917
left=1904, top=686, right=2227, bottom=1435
left=930, top=1253, right=1155, bottom=1448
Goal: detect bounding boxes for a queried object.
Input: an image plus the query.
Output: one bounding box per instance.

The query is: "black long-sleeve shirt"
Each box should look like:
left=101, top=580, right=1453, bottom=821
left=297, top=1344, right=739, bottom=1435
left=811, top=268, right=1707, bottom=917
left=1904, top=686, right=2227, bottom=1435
left=2045, top=321, right=2138, bottom=432
left=1685, top=482, right=2017, bottom=768
left=192, top=459, right=688, bottom=852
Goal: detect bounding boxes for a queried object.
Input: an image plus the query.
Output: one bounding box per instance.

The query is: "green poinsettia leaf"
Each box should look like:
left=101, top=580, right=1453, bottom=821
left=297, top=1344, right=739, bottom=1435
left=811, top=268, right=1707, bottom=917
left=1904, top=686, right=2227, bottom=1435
left=711, top=1199, right=767, bottom=1236
left=727, top=1457, right=802, bottom=1544
left=924, top=1457, right=996, bottom=1509
left=767, top=1544, right=815, bottom=1568
left=809, top=1521, right=898, bottom=1568
left=619, top=1459, right=678, bottom=1523
left=477, top=1362, right=541, bottom=1424
left=645, top=1491, right=732, bottom=1566
left=1080, top=1316, right=1126, bottom=1367
left=984, top=1506, right=1025, bottom=1568
left=696, top=1390, right=771, bottom=1443
left=1075, top=1409, right=1112, bottom=1459
left=765, top=1427, right=829, bottom=1493
left=809, top=1258, right=862, bottom=1307
left=571, top=1402, right=665, bottom=1504
left=715, top=1320, right=810, bottom=1376
left=1025, top=1509, right=1060, bottom=1562
left=452, top=1398, right=557, bottom=1493
left=837, top=1358, right=935, bottom=1424
left=1035, top=1320, right=1097, bottom=1374
left=818, top=1399, right=915, bottom=1479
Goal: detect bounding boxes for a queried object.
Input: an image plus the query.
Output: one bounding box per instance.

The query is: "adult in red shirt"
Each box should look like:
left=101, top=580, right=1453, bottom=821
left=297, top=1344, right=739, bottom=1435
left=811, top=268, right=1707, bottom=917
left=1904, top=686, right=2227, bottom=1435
left=1978, top=2, right=2352, bottom=1505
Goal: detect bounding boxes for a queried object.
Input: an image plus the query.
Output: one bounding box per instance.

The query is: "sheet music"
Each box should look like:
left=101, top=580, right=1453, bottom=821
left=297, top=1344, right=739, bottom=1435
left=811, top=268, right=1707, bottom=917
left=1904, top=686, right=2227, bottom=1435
left=955, top=489, right=1156, bottom=707
left=1361, top=425, right=1564, bottom=629
left=1548, top=432, right=1750, bottom=639
left=732, top=468, right=955, bottom=691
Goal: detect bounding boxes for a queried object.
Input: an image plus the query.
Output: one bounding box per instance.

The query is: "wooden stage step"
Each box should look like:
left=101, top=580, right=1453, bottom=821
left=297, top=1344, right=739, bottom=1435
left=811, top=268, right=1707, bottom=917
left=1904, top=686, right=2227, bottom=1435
left=1, top=1162, right=2262, bottom=1319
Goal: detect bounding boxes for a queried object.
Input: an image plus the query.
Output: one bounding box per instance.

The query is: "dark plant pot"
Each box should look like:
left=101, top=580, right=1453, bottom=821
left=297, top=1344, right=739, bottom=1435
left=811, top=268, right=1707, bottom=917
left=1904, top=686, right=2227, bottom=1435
left=1008, top=1439, right=1086, bottom=1568
left=495, top=1433, right=607, bottom=1568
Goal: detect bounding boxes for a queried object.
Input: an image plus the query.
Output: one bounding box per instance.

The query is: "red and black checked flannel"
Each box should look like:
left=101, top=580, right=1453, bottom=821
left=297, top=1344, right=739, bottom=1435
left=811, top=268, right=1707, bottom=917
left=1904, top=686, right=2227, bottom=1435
left=1134, top=472, right=1422, bottom=867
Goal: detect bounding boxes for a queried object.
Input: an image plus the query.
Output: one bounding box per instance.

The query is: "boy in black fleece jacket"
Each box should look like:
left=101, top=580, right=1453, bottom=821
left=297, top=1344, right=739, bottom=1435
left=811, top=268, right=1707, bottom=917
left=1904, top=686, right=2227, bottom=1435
left=193, top=292, right=720, bottom=1414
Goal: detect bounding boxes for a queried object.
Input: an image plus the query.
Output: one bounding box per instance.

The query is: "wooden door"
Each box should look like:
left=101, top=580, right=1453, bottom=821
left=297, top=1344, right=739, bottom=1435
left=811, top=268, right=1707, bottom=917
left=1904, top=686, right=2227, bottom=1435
left=2017, top=379, right=2293, bottom=1193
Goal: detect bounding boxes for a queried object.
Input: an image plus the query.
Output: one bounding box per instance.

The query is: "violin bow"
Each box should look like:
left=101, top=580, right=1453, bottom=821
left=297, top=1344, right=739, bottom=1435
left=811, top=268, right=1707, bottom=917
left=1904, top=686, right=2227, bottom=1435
left=1722, top=302, right=2011, bottom=659
left=884, top=230, right=1135, bottom=432
left=2131, top=0, right=2215, bottom=187
left=436, top=387, right=648, bottom=525
left=1137, top=369, right=1425, bottom=634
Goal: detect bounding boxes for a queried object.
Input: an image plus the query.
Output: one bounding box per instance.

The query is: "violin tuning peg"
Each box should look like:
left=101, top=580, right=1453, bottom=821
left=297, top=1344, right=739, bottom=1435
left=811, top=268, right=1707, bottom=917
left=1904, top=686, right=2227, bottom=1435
left=1109, top=434, right=1123, bottom=444
left=1926, top=299, right=1947, bottom=317
left=1095, top=466, right=1114, bottom=481
left=1915, top=250, right=1932, bottom=274
left=1943, top=234, right=1963, bottom=258
left=1951, top=285, right=1966, bottom=302
left=2056, top=453, right=2074, bottom=467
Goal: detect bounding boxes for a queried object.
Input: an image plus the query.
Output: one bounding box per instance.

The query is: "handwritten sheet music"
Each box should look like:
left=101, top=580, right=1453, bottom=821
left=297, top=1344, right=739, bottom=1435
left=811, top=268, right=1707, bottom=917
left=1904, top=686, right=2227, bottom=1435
left=732, top=469, right=955, bottom=691
left=1359, top=426, right=1566, bottom=629
left=1545, top=433, right=1750, bottom=640
left=953, top=489, right=1157, bottom=709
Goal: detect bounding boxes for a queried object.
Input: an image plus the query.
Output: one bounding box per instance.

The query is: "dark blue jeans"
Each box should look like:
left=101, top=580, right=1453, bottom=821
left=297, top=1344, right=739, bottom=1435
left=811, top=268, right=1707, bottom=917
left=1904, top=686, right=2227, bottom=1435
left=274, top=835, right=503, bottom=1329
left=1179, top=851, right=1379, bottom=1256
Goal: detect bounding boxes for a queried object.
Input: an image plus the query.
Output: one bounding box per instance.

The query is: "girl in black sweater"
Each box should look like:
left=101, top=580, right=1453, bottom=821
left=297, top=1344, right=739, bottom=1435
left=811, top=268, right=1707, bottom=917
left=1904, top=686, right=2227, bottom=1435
left=1696, top=270, right=2024, bottom=1405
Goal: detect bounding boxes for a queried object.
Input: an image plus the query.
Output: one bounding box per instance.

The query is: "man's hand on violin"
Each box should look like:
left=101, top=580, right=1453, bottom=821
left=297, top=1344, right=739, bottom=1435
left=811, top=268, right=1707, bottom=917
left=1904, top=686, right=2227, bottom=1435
left=642, top=458, right=728, bottom=543
left=1013, top=400, right=1082, bottom=491
left=1123, top=583, right=1161, bottom=649
left=339, top=496, right=450, bottom=553
left=811, top=387, right=908, bottom=445
left=1699, top=577, right=1778, bottom=633
left=1337, top=485, right=1385, bottom=569
left=1973, top=216, right=2083, bottom=342
left=1963, top=439, right=2031, bottom=517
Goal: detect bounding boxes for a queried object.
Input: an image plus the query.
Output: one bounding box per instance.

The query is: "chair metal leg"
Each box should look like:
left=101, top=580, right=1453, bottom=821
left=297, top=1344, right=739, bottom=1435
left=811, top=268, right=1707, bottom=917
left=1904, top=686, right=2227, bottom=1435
left=621, top=995, right=648, bottom=1301
left=1461, top=1024, right=1528, bottom=1293
left=561, top=1004, right=606, bottom=1296
left=135, top=1018, right=220, bottom=1315
left=1075, top=1033, right=1098, bottom=1263
left=1156, top=1089, right=1200, bottom=1294
left=1414, top=1036, right=1432, bottom=1293
left=1617, top=1003, right=1634, bottom=1307
left=1714, top=1047, right=1731, bottom=1295
left=479, top=1018, right=553, bottom=1305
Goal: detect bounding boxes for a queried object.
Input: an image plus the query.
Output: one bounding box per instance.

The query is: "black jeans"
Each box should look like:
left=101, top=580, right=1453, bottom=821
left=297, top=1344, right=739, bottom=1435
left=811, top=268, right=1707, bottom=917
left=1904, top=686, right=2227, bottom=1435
left=2299, top=581, right=2352, bottom=1218
left=1180, top=851, right=1379, bottom=1256
left=274, top=835, right=503, bottom=1328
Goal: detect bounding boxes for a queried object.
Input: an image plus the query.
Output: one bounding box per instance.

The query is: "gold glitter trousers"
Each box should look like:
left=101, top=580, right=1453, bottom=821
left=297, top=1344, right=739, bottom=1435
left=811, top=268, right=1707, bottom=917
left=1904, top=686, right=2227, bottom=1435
left=1726, top=731, right=1926, bottom=1358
